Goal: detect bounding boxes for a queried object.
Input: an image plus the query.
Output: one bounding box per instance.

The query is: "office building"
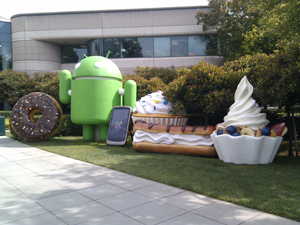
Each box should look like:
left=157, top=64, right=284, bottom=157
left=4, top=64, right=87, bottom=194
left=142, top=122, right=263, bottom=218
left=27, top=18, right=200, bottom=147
left=10, top=6, right=221, bottom=75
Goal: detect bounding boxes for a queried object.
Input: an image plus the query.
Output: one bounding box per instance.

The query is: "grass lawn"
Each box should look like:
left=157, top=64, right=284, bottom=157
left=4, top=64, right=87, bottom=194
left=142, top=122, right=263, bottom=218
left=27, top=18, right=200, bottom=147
left=6, top=133, right=300, bottom=222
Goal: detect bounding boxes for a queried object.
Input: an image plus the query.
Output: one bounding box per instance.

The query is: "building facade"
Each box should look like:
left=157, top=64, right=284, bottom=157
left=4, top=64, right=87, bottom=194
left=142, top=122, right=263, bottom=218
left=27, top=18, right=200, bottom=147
left=11, top=6, right=221, bottom=75
left=0, top=16, right=12, bottom=72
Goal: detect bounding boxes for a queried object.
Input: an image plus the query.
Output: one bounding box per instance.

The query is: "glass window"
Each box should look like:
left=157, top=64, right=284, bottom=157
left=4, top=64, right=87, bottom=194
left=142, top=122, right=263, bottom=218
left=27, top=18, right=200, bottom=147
left=120, top=38, right=143, bottom=58
left=87, top=39, right=103, bottom=56
left=188, top=36, right=206, bottom=56
left=0, top=42, right=12, bottom=61
left=138, top=37, right=153, bottom=57
left=154, top=37, right=170, bottom=57
left=0, top=33, right=11, bottom=42
left=0, top=61, right=12, bottom=71
left=104, top=38, right=120, bottom=58
left=0, top=42, right=12, bottom=62
left=170, top=36, right=187, bottom=57
left=0, top=22, right=11, bottom=34
left=80, top=35, right=218, bottom=63
left=61, top=45, right=87, bottom=63
left=76, top=47, right=87, bottom=61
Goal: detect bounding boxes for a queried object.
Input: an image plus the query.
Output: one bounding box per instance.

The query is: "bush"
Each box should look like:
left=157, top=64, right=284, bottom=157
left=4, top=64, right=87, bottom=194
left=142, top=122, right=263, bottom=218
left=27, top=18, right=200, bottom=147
left=163, top=61, right=242, bottom=115
left=0, top=111, right=12, bottom=119
left=123, top=74, right=166, bottom=100
left=0, top=69, right=34, bottom=107
left=0, top=70, right=61, bottom=107
left=221, top=54, right=270, bottom=103
left=222, top=47, right=300, bottom=109
left=32, top=72, right=60, bottom=101
left=54, top=114, right=82, bottom=137
left=128, top=66, right=179, bottom=84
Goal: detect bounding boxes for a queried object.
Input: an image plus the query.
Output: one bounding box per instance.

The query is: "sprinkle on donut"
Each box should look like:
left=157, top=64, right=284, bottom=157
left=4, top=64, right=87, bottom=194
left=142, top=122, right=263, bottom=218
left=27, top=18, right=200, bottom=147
left=10, top=92, right=63, bottom=141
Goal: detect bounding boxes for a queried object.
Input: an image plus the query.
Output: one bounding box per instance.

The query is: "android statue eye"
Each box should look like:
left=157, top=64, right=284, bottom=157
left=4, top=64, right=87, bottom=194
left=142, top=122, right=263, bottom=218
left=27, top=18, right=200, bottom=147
left=75, top=63, right=81, bottom=69
left=94, top=62, right=104, bottom=69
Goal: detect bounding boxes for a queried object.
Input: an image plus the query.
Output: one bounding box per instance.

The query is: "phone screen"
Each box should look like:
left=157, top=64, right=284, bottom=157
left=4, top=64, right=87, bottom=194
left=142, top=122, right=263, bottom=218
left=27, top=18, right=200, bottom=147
left=107, top=106, right=131, bottom=145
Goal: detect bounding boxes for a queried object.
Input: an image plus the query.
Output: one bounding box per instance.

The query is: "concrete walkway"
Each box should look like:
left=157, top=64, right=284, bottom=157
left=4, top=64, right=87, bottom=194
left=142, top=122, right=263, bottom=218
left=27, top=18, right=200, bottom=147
left=1, top=135, right=299, bottom=225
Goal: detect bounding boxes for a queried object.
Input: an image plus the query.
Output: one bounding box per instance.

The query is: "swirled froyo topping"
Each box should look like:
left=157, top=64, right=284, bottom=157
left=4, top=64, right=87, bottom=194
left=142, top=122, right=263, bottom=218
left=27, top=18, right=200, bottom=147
left=133, top=90, right=186, bottom=115
left=222, top=76, right=269, bottom=129
left=133, top=130, right=213, bottom=146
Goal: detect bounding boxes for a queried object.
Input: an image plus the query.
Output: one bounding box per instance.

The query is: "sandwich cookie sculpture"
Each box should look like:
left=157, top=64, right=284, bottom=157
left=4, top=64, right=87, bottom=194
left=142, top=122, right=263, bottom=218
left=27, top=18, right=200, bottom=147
left=132, top=91, right=217, bottom=157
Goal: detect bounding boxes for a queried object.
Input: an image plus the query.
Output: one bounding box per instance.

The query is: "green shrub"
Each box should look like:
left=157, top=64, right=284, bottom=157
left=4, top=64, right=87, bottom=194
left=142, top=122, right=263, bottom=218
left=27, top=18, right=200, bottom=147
left=128, top=66, right=179, bottom=84
left=0, top=111, right=12, bottom=119
left=54, top=114, right=82, bottom=137
left=222, top=47, right=300, bottom=109
left=32, top=72, right=60, bottom=101
left=0, top=69, right=35, bottom=107
left=123, top=74, right=166, bottom=100
left=0, top=70, right=61, bottom=107
left=163, top=61, right=242, bottom=115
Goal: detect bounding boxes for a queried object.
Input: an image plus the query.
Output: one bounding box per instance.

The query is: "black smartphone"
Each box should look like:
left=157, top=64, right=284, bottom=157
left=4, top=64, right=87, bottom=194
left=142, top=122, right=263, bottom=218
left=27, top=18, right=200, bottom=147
left=106, top=106, right=132, bottom=146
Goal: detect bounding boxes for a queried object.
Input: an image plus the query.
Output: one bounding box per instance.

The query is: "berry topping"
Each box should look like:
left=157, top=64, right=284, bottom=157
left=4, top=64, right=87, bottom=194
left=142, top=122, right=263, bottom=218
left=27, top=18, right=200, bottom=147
left=217, top=129, right=223, bottom=135
left=226, top=125, right=236, bottom=135
left=261, top=127, right=271, bottom=136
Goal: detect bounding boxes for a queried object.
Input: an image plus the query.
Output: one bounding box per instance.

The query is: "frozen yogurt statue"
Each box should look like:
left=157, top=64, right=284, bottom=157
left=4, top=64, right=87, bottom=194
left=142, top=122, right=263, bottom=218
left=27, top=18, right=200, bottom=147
left=132, top=90, right=188, bottom=126
left=222, top=76, right=269, bottom=129
left=211, top=76, right=286, bottom=164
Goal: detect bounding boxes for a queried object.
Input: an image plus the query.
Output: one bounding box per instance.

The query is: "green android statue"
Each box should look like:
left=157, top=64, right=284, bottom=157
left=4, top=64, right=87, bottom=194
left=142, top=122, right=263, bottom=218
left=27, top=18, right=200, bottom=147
left=59, top=54, right=136, bottom=141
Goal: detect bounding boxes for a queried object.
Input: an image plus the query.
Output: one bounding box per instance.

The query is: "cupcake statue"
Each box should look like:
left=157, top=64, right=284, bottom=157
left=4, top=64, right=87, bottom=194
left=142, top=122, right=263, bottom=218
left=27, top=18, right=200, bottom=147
left=132, top=90, right=188, bottom=126
left=211, top=76, right=287, bottom=164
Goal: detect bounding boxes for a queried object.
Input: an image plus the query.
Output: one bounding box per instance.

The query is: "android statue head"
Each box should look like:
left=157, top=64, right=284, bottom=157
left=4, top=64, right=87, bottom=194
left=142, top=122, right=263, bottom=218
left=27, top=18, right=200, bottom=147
left=72, top=54, right=122, bottom=80
left=59, top=54, right=137, bottom=142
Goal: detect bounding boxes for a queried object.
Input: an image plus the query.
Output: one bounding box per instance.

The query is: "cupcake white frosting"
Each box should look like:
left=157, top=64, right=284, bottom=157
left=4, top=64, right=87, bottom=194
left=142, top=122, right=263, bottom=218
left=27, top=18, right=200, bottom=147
left=133, top=90, right=186, bottom=115
left=222, top=76, right=269, bottom=129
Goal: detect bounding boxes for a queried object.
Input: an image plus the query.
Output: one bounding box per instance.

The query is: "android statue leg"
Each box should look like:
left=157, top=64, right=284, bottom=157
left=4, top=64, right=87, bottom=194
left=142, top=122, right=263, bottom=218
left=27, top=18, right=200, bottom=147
left=99, top=124, right=108, bottom=141
left=83, top=125, right=95, bottom=141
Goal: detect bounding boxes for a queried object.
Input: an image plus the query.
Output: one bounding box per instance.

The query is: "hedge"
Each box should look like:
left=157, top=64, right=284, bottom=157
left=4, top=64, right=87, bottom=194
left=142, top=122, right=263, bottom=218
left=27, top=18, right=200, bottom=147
left=0, top=111, right=12, bottom=119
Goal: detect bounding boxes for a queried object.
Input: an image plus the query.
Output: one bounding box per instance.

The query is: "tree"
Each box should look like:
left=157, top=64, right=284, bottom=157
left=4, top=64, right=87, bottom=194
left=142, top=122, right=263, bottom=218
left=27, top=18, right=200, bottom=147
left=196, top=0, right=300, bottom=62
left=196, top=0, right=262, bottom=62
left=242, top=0, right=300, bottom=56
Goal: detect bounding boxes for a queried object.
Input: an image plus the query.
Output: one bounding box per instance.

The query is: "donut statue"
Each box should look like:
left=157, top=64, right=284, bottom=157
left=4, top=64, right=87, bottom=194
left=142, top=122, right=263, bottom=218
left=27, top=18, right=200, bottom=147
left=10, top=92, right=63, bottom=141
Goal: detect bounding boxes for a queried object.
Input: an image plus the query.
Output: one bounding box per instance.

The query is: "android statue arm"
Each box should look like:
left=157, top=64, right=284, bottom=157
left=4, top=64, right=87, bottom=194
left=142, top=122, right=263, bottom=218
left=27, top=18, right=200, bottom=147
left=59, top=70, right=72, bottom=104
left=122, top=80, right=137, bottom=109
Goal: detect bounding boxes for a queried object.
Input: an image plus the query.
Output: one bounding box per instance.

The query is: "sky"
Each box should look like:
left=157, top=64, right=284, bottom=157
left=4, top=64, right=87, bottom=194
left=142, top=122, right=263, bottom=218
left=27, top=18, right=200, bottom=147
left=1, top=0, right=209, bottom=20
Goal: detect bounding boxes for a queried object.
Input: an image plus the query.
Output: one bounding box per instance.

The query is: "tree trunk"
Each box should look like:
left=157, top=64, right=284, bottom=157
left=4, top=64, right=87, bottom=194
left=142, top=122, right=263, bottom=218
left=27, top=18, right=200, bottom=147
left=291, top=108, right=298, bottom=156
left=287, top=107, right=293, bottom=156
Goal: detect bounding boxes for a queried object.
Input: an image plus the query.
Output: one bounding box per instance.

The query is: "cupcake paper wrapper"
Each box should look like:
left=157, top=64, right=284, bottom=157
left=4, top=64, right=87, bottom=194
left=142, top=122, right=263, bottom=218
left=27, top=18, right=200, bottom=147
left=211, top=133, right=282, bottom=164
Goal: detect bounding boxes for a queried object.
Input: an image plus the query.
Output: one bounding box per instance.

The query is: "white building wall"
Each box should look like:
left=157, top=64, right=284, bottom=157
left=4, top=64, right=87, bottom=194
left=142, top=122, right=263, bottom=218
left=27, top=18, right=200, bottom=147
left=11, top=6, right=221, bottom=75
